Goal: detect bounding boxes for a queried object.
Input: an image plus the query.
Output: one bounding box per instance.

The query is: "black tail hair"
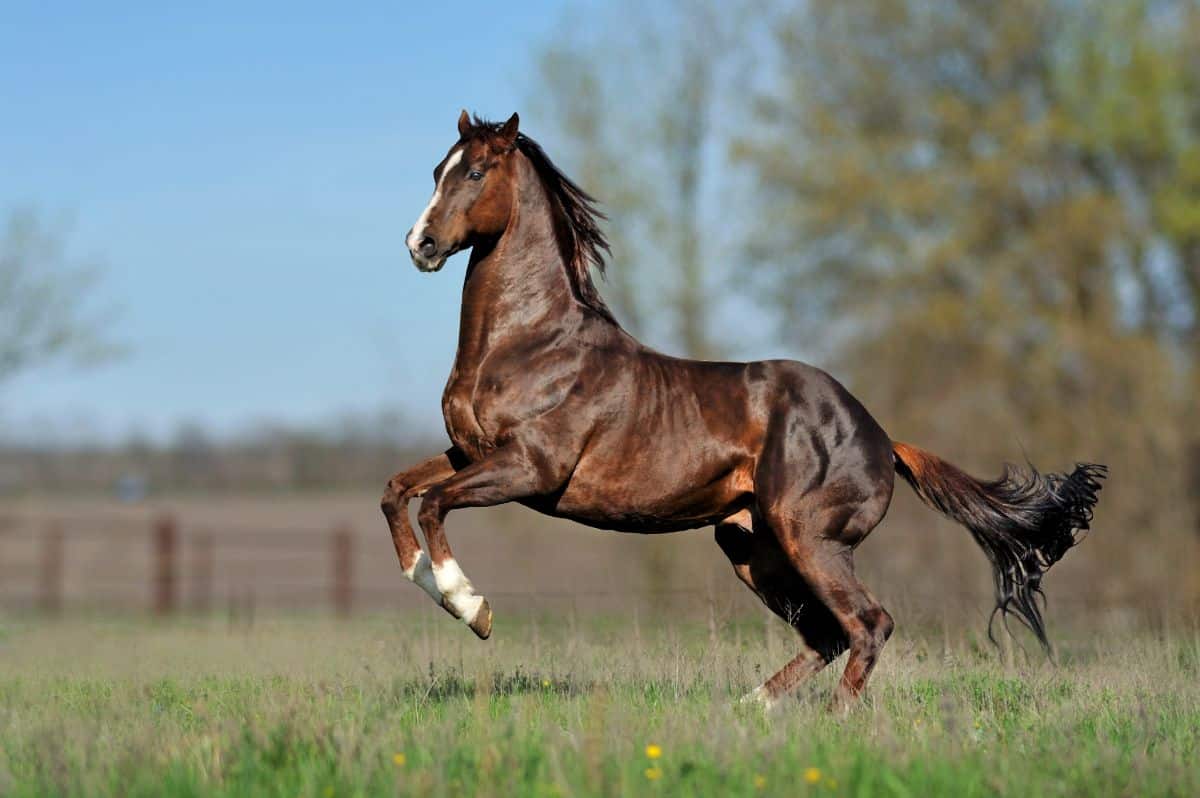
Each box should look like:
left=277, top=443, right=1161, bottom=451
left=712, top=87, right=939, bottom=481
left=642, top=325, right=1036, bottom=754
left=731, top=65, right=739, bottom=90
left=892, top=442, right=1107, bottom=653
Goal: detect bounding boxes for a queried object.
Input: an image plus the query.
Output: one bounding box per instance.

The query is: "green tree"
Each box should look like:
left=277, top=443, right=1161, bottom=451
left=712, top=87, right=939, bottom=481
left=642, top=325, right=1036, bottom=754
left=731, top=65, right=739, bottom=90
left=738, top=0, right=1200, bottom=596
left=531, top=0, right=752, bottom=358
left=0, top=209, right=118, bottom=385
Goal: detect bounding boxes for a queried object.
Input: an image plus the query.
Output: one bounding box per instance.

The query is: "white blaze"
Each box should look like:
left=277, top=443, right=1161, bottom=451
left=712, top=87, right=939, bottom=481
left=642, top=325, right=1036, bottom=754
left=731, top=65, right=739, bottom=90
left=432, top=558, right=484, bottom=623
left=403, top=550, right=442, bottom=602
left=407, top=148, right=464, bottom=251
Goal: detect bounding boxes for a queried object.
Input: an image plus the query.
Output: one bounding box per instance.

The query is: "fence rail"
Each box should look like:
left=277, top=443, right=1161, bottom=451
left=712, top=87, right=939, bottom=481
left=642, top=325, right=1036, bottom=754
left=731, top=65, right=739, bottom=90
left=0, top=511, right=1190, bottom=622
left=0, top=512, right=365, bottom=616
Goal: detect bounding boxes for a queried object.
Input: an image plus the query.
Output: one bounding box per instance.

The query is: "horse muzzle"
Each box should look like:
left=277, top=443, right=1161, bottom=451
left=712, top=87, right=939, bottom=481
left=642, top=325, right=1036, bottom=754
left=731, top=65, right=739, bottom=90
left=410, top=251, right=448, bottom=272
left=406, top=228, right=449, bottom=272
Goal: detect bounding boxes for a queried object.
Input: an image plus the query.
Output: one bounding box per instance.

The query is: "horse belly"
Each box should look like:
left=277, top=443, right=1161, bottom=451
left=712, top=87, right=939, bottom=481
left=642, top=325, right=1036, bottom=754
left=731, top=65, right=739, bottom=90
left=547, top=451, right=755, bottom=533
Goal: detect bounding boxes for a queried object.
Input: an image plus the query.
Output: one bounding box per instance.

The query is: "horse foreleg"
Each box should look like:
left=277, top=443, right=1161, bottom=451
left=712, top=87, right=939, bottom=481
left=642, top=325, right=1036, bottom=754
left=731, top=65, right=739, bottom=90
left=380, top=450, right=462, bottom=604
left=417, top=442, right=569, bottom=639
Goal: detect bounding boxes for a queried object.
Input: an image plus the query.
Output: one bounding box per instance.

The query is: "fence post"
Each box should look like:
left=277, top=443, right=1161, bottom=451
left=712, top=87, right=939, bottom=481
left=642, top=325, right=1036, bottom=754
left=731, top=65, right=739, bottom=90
left=190, top=531, right=214, bottom=614
left=154, top=515, right=178, bottom=616
left=40, top=521, right=64, bottom=614
left=332, top=524, right=353, bottom=617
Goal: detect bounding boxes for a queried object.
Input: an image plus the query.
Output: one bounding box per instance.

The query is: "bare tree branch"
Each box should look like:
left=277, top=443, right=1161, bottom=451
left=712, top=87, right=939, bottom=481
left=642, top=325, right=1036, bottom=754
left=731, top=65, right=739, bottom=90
left=0, top=209, right=121, bottom=384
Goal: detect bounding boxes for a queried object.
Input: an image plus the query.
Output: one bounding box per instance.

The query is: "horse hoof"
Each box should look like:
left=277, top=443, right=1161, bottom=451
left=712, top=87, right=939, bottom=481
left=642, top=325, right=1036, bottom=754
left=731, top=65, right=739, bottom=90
left=827, top=694, right=857, bottom=716
left=468, top=599, right=492, bottom=640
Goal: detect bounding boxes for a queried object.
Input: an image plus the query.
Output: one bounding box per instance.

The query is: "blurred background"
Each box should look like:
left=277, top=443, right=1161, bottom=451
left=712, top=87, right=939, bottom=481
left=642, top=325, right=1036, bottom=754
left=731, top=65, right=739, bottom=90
left=1, top=0, right=1197, bottom=638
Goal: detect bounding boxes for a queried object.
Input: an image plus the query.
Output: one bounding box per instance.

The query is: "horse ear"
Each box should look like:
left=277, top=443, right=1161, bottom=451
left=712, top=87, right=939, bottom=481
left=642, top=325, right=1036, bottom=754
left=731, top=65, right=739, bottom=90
left=457, top=109, right=472, bottom=138
left=497, top=112, right=520, bottom=148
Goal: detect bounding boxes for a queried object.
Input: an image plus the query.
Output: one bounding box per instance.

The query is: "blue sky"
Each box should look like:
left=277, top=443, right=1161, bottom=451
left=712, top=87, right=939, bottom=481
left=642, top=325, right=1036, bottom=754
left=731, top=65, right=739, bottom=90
left=0, top=1, right=588, bottom=443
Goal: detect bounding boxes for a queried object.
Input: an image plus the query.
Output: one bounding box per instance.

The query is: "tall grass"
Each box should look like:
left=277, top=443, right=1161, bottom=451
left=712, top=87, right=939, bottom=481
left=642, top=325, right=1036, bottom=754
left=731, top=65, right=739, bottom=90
left=0, top=612, right=1196, bottom=797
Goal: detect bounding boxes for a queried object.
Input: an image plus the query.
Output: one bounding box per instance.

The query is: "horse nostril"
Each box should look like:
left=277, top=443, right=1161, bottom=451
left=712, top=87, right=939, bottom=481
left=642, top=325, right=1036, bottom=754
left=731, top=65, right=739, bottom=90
left=418, top=236, right=438, bottom=257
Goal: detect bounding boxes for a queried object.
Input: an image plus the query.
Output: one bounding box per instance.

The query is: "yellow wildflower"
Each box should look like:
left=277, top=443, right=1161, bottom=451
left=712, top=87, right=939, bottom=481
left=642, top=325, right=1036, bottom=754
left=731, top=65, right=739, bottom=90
left=543, top=679, right=551, bottom=687
left=392, top=752, right=407, bottom=767
left=825, top=778, right=838, bottom=790
left=804, top=767, right=822, bottom=784
left=753, top=774, right=767, bottom=790
left=645, top=744, right=662, bottom=760
left=644, top=767, right=663, bottom=781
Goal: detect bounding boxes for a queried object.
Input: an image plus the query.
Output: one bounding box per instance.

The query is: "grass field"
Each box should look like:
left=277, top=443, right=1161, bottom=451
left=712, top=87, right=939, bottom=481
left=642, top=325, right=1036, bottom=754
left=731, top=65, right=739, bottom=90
left=0, top=612, right=1197, bottom=797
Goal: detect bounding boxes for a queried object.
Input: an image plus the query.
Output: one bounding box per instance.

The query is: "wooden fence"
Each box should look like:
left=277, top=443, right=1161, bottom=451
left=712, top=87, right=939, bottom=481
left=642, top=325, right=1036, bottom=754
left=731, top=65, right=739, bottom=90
left=0, top=510, right=1189, bottom=624
left=0, top=510, right=757, bottom=618
left=0, top=513, right=359, bottom=616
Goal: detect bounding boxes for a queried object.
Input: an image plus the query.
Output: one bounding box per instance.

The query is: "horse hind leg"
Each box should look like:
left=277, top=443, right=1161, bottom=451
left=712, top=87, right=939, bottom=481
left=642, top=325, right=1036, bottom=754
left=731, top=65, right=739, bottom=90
left=715, top=517, right=848, bottom=710
left=807, top=546, right=893, bottom=710
left=762, top=499, right=895, bottom=711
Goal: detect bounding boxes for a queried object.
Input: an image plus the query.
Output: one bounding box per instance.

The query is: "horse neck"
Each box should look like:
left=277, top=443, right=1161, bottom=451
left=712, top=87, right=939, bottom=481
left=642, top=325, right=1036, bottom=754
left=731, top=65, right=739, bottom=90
left=456, top=155, right=582, bottom=355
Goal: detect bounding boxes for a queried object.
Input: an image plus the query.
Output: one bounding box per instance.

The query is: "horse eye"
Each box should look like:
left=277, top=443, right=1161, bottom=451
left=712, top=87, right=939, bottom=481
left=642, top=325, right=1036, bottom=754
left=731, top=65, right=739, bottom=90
left=468, top=170, right=484, bottom=181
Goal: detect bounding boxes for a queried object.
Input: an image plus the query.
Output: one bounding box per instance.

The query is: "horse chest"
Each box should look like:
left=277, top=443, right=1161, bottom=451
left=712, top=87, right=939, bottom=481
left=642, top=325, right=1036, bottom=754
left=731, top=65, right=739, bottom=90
left=442, top=366, right=492, bottom=458
left=442, top=350, right=578, bottom=459
left=441, top=364, right=521, bottom=458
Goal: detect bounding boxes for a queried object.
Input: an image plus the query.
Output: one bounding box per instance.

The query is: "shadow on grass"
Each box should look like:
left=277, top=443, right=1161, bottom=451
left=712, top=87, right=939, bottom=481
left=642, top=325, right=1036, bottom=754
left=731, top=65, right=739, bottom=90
left=392, top=667, right=593, bottom=702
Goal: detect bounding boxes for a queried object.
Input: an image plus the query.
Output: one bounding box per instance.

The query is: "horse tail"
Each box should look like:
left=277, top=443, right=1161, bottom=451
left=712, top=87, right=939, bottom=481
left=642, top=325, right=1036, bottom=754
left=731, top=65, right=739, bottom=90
left=891, top=441, right=1106, bottom=652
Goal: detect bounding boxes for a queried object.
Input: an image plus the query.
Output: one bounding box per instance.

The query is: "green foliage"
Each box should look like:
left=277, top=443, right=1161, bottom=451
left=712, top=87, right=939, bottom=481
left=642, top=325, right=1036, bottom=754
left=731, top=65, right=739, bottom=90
left=531, top=1, right=1200, bottom=586
left=736, top=0, right=1200, bottom=569
left=0, top=615, right=1197, bottom=797
left=0, top=209, right=119, bottom=385
left=531, top=0, right=751, bottom=357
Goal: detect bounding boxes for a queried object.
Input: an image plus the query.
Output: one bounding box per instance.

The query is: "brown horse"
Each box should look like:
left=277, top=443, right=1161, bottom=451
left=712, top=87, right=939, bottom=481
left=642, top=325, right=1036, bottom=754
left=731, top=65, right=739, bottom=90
left=381, top=111, right=1106, bottom=710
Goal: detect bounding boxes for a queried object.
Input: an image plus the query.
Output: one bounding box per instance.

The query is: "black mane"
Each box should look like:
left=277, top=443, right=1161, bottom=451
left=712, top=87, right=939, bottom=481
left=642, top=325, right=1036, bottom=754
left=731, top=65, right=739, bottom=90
left=462, top=116, right=614, bottom=322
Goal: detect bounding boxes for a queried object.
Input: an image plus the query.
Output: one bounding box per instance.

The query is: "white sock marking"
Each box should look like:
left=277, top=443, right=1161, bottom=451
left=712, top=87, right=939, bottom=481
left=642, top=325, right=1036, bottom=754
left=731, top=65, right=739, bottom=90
left=432, top=558, right=484, bottom=623
left=406, top=148, right=464, bottom=251
left=741, top=684, right=777, bottom=711
left=402, top=550, right=442, bottom=602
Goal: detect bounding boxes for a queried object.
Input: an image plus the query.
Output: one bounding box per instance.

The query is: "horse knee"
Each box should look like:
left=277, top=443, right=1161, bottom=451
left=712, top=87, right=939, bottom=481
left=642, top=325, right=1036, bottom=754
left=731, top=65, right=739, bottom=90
left=416, top=487, right=444, bottom=528
left=382, top=476, right=435, bottom=519
left=380, top=477, right=407, bottom=517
